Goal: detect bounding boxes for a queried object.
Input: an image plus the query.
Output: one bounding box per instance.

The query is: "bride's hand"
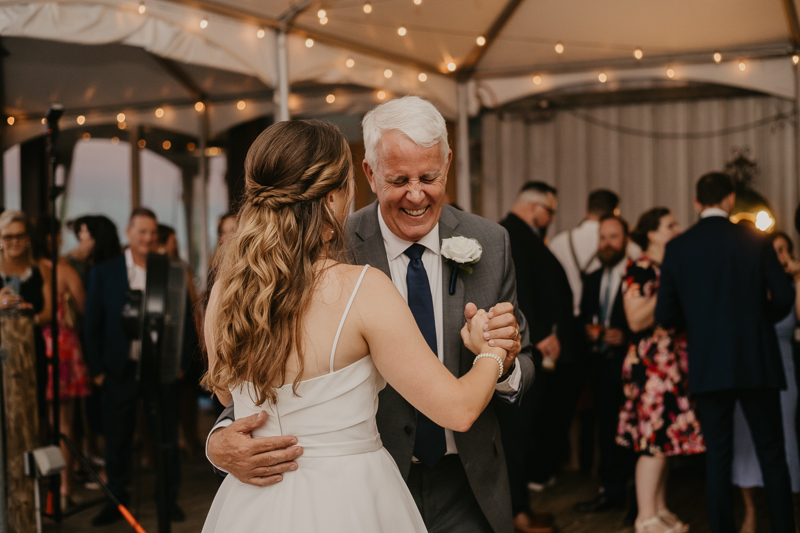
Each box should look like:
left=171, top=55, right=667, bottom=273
left=461, top=309, right=508, bottom=366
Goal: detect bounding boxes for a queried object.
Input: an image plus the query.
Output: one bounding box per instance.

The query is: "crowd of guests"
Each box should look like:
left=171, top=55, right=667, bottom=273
left=0, top=205, right=235, bottom=526
left=502, top=174, right=800, bottom=533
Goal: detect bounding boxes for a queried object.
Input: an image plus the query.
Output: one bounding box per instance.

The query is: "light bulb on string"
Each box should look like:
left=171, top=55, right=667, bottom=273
left=598, top=73, right=607, bottom=83
left=533, top=75, right=542, bottom=85
left=82, top=133, right=91, bottom=140
left=200, top=18, right=208, bottom=29
left=317, top=9, right=326, bottom=18
left=713, top=52, right=722, bottom=63
left=398, top=26, right=407, bottom=36
left=195, top=101, right=205, bottom=112
left=414, top=0, right=421, bottom=4
left=555, top=42, right=564, bottom=54
left=384, top=69, right=393, bottom=78
left=376, top=90, right=386, bottom=100
left=346, top=58, right=355, bottom=68
left=111, top=137, right=119, bottom=145
left=155, top=108, right=164, bottom=118
left=163, top=141, right=171, bottom=150
left=634, top=48, right=643, bottom=60
left=237, top=101, right=246, bottom=110
left=326, top=94, right=336, bottom=104
left=320, top=16, right=328, bottom=25
left=138, top=1, right=145, bottom=14
left=447, top=62, right=456, bottom=72
left=138, top=139, right=146, bottom=149
left=418, top=73, right=427, bottom=82
left=738, top=61, right=746, bottom=71
left=305, top=38, right=314, bottom=48
left=6, top=117, right=14, bottom=126
left=77, top=115, right=86, bottom=125
left=257, top=28, right=265, bottom=39
left=363, top=3, right=372, bottom=13
left=117, top=113, right=126, bottom=123
left=667, top=68, right=675, bottom=78
left=793, top=55, right=799, bottom=64
left=476, top=36, right=486, bottom=46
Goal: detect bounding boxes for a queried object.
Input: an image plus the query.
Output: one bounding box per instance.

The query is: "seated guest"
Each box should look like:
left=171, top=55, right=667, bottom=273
left=618, top=207, right=705, bottom=533
left=574, top=215, right=635, bottom=515
left=732, top=231, right=800, bottom=533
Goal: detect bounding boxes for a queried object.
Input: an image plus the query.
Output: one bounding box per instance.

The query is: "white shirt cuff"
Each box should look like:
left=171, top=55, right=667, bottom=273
left=205, top=418, right=233, bottom=474
left=495, top=359, right=522, bottom=395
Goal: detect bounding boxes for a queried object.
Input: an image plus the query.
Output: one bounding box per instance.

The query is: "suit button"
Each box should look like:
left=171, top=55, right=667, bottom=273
left=403, top=425, right=413, bottom=436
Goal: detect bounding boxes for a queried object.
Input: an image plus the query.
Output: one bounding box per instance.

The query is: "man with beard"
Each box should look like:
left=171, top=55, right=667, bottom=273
left=498, top=182, right=577, bottom=533
left=574, top=215, right=635, bottom=515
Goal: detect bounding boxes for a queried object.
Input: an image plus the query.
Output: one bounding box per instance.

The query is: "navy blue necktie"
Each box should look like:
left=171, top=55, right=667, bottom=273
left=404, top=243, right=447, bottom=467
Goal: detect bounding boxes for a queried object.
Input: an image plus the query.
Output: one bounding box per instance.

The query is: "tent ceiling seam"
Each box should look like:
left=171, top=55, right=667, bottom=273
left=781, top=0, right=800, bottom=48
left=459, top=0, right=525, bottom=79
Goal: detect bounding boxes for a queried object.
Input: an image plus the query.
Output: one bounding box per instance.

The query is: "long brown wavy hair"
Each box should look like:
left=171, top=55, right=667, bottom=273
left=203, top=120, right=353, bottom=406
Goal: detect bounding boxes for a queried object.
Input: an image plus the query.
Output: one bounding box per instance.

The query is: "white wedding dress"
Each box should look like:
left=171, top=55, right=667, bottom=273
left=203, top=265, right=427, bottom=532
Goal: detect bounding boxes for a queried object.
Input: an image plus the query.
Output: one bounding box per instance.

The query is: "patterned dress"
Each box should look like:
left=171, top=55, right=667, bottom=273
left=43, top=295, right=90, bottom=401
left=616, top=255, right=705, bottom=457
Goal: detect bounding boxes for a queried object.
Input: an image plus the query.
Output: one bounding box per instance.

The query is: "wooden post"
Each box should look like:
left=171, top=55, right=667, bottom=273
left=1, top=312, right=39, bottom=533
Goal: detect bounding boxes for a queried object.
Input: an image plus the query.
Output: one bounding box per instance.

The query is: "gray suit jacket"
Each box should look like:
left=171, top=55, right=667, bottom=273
left=212, top=202, right=534, bottom=533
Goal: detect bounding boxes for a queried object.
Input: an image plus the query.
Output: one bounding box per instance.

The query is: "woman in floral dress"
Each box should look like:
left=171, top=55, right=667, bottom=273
left=618, top=207, right=705, bottom=533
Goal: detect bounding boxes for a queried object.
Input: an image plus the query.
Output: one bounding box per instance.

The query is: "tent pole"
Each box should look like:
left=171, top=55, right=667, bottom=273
left=456, top=82, right=472, bottom=213
left=198, top=107, right=210, bottom=279
left=130, top=126, right=141, bottom=208
left=276, top=30, right=290, bottom=122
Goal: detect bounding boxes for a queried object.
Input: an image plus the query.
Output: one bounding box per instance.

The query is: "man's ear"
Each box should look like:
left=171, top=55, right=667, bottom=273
left=363, top=160, right=378, bottom=194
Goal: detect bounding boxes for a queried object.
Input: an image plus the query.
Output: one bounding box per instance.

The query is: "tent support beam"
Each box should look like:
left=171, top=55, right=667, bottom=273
left=459, top=0, right=525, bottom=78
left=276, top=30, right=290, bottom=122
left=148, top=54, right=205, bottom=101
left=456, top=82, right=471, bottom=212
left=162, top=0, right=442, bottom=74
left=782, top=0, right=800, bottom=49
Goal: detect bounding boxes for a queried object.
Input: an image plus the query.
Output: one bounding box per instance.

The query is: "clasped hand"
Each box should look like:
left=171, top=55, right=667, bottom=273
left=463, top=301, right=521, bottom=376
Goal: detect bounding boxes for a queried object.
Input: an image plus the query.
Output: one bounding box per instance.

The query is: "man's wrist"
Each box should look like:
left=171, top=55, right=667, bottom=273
left=498, top=361, right=516, bottom=381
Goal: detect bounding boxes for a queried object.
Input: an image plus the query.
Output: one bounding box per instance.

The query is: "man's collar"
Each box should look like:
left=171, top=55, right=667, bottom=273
left=700, top=207, right=729, bottom=219
left=377, top=206, right=440, bottom=260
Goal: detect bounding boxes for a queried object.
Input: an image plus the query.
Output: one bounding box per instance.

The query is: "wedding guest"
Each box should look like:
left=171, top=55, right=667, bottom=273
left=574, top=215, right=635, bottom=515
left=84, top=207, right=184, bottom=526
left=0, top=211, right=50, bottom=434
left=206, top=97, right=534, bottom=533
left=31, top=215, right=90, bottom=509
left=656, top=172, right=795, bottom=533
left=498, top=181, right=576, bottom=533
left=732, top=231, right=800, bottom=533
left=550, top=189, right=622, bottom=316
left=618, top=207, right=705, bottom=533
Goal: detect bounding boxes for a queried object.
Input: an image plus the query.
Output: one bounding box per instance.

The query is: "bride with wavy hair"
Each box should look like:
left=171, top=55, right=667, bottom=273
left=202, top=119, right=506, bottom=532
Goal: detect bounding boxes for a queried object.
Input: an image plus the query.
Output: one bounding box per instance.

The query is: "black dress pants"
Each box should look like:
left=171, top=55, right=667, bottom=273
left=694, top=388, right=795, bottom=533
left=495, top=389, right=536, bottom=516
left=102, top=361, right=181, bottom=504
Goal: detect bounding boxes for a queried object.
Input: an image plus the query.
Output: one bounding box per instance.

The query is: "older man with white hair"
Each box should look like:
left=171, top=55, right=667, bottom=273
left=206, top=96, right=534, bottom=533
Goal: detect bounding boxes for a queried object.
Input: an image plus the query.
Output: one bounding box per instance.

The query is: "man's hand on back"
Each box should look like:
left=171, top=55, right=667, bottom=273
left=207, top=411, right=303, bottom=487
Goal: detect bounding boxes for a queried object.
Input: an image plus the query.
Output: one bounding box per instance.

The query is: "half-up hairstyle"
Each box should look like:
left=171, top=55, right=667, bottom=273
left=204, top=120, right=353, bottom=406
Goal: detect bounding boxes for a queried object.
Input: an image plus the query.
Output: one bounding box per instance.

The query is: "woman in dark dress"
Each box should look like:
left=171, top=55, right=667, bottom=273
left=617, top=208, right=705, bottom=533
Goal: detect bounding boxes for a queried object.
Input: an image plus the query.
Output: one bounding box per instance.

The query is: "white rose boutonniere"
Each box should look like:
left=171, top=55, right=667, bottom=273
left=441, top=236, right=483, bottom=294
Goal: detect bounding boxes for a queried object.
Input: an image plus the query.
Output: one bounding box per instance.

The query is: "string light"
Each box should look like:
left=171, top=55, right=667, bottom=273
left=320, top=16, right=328, bottom=25
left=111, top=137, right=119, bottom=145
left=384, top=69, right=393, bottom=78
left=305, top=38, right=314, bottom=48
left=667, top=68, right=675, bottom=78
left=6, top=117, right=13, bottom=126
left=257, top=28, right=265, bottom=39
left=117, top=113, right=125, bottom=122
left=163, top=140, right=171, bottom=150
left=200, top=18, right=208, bottom=29
left=138, top=1, right=145, bottom=14
left=634, top=48, right=643, bottom=60
left=414, top=0, right=422, bottom=4
left=317, top=9, right=326, bottom=18
left=138, top=139, right=146, bottom=148
left=713, top=52, right=722, bottom=63
left=346, top=58, right=355, bottom=68
left=376, top=90, right=386, bottom=100
left=738, top=61, right=746, bottom=71
left=598, top=73, right=607, bottom=83
left=326, top=94, right=336, bottom=104
left=418, top=73, right=427, bottom=82
left=187, top=142, right=196, bottom=151
left=398, top=26, right=407, bottom=36
left=447, top=62, right=456, bottom=72
left=195, top=101, right=205, bottom=112
left=533, top=75, right=542, bottom=85
left=555, top=42, right=564, bottom=54
left=82, top=133, right=91, bottom=140
left=118, top=122, right=127, bottom=130
left=237, top=100, right=246, bottom=110
left=476, top=36, right=486, bottom=46
left=363, top=3, right=372, bottom=13
left=77, top=115, right=86, bottom=125
left=794, top=55, right=800, bottom=64
left=155, top=108, right=164, bottom=118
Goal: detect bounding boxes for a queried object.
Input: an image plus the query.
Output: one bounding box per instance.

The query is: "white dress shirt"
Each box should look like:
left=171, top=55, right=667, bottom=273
left=377, top=207, right=521, bottom=455
left=700, top=207, right=729, bottom=219
left=125, top=248, right=146, bottom=361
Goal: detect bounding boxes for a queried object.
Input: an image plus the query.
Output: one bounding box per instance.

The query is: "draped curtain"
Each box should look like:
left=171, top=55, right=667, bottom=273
left=481, top=96, right=798, bottom=239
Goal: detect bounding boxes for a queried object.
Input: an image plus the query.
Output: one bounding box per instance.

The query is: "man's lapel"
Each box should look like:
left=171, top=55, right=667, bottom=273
left=438, top=207, right=465, bottom=376
left=348, top=202, right=392, bottom=279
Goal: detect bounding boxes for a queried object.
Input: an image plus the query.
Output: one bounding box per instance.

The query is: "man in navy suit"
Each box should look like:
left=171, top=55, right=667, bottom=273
left=574, top=215, right=635, bottom=515
left=655, top=172, right=796, bottom=533
left=84, top=207, right=184, bottom=526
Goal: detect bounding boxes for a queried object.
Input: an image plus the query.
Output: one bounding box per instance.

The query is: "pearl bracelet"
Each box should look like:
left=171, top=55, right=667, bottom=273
left=473, top=353, right=504, bottom=379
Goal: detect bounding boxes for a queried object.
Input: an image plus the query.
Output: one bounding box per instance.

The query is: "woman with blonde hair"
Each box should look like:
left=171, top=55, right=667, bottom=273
left=202, top=120, right=506, bottom=532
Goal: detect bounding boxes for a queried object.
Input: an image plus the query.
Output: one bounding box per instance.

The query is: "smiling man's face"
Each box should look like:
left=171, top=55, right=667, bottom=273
left=364, top=129, right=451, bottom=242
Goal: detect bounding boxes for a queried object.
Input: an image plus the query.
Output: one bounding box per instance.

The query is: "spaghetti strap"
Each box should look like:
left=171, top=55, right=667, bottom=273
left=329, top=265, right=370, bottom=373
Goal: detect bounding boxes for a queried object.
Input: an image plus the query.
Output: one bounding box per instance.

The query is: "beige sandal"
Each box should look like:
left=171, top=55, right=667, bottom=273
left=658, top=509, right=689, bottom=532
left=635, top=516, right=668, bottom=533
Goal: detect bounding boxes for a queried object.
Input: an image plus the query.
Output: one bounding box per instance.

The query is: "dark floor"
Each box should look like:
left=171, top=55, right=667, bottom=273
left=41, top=415, right=782, bottom=533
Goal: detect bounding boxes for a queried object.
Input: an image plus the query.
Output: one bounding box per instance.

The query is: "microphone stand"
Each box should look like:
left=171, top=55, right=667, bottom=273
left=44, top=104, right=64, bottom=522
